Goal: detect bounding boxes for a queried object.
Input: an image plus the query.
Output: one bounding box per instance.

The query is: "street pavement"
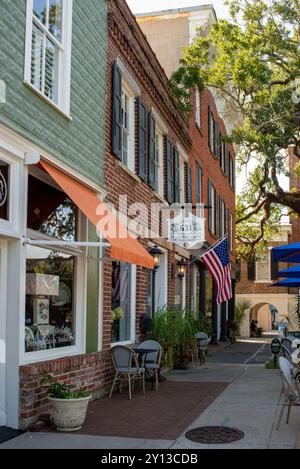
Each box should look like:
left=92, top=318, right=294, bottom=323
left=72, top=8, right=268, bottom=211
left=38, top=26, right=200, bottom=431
left=1, top=334, right=299, bottom=449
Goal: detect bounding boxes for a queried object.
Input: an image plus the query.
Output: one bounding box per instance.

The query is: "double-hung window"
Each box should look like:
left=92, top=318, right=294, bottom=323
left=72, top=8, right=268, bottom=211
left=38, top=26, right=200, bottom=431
left=208, top=181, right=217, bottom=236
left=179, top=156, right=186, bottom=205
left=195, top=162, right=202, bottom=203
left=25, top=0, right=73, bottom=115
left=121, top=83, right=135, bottom=172
left=195, top=89, right=201, bottom=128
left=256, top=252, right=270, bottom=282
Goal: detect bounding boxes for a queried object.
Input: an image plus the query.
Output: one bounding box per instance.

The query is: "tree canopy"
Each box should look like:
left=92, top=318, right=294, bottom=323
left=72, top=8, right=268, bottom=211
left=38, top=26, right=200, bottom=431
left=169, top=0, right=300, bottom=258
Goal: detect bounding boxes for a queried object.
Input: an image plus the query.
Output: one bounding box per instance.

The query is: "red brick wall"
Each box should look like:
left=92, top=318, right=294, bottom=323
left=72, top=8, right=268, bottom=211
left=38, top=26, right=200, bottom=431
left=190, top=89, right=236, bottom=261
left=19, top=353, right=107, bottom=430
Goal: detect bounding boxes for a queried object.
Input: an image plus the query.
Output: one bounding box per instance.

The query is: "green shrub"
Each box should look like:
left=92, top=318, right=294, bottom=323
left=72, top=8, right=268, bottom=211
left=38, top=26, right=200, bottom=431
left=150, top=306, right=211, bottom=370
left=40, top=372, right=90, bottom=399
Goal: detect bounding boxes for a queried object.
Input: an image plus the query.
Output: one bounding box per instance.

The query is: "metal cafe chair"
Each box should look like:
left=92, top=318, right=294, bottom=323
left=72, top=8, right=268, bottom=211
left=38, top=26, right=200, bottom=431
left=109, top=345, right=145, bottom=400
left=138, top=340, right=162, bottom=391
left=276, top=357, right=300, bottom=430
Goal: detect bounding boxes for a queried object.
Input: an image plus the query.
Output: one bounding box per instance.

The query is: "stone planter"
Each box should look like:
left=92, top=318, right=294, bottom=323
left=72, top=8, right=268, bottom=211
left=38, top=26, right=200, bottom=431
left=48, top=395, right=92, bottom=432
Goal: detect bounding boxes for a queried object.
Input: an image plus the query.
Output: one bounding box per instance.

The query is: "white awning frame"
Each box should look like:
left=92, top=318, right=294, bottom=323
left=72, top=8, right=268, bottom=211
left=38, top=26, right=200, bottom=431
left=24, top=238, right=111, bottom=248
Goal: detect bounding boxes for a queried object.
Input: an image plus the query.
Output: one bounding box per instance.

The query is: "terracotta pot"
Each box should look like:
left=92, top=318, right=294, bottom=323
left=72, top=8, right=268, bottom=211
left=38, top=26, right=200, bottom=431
left=48, top=395, right=91, bottom=432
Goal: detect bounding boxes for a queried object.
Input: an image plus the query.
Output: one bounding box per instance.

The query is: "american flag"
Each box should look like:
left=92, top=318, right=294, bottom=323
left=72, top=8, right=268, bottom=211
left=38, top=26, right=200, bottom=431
left=200, top=236, right=233, bottom=304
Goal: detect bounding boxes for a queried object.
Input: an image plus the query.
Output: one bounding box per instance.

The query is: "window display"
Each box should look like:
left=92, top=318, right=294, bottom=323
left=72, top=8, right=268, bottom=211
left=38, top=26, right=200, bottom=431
left=111, top=261, right=132, bottom=343
left=25, top=245, right=75, bottom=352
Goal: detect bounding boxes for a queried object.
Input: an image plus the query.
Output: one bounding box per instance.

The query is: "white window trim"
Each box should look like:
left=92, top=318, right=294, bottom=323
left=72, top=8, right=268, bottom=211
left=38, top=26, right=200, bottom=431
left=20, top=171, right=88, bottom=364
left=121, top=80, right=135, bottom=173
left=110, top=264, right=137, bottom=347
left=0, top=150, right=22, bottom=237
left=24, top=0, right=73, bottom=117
left=0, top=240, right=8, bottom=426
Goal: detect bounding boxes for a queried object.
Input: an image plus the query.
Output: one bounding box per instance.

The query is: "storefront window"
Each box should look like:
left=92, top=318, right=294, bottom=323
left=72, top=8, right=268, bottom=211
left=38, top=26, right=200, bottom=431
left=25, top=245, right=75, bottom=352
left=0, top=160, right=9, bottom=221
left=27, top=174, right=76, bottom=241
left=111, top=261, right=132, bottom=343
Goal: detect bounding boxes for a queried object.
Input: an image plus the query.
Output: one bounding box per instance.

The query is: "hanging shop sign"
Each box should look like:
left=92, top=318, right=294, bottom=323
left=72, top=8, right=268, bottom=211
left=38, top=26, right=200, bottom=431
left=168, top=212, right=205, bottom=250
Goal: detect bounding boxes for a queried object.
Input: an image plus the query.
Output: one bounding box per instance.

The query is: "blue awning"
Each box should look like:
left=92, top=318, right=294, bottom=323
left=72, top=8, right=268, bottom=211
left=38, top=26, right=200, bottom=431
left=269, top=277, right=300, bottom=288
left=271, top=242, right=300, bottom=263
left=278, top=265, right=300, bottom=278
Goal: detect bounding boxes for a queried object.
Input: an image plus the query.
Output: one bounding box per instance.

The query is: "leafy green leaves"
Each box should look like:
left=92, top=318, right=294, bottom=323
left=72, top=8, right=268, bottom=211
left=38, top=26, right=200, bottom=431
left=40, top=372, right=90, bottom=399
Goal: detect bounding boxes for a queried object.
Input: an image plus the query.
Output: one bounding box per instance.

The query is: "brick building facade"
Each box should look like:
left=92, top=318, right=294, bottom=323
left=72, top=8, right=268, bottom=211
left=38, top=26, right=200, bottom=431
left=137, top=5, right=238, bottom=343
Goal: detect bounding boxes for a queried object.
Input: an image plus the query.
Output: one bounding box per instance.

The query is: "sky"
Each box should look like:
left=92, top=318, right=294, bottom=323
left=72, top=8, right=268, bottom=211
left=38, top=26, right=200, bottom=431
left=127, top=0, right=230, bottom=19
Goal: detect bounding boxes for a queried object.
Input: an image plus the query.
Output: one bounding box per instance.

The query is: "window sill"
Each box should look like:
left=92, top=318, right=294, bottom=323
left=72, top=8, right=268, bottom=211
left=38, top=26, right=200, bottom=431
left=254, top=280, right=271, bottom=284
left=117, top=161, right=141, bottom=183
left=21, top=345, right=85, bottom=365
left=24, top=81, right=72, bottom=121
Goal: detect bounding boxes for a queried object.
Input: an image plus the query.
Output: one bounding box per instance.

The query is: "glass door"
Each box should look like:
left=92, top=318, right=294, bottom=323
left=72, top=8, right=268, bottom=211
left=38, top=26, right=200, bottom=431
left=0, top=240, right=7, bottom=426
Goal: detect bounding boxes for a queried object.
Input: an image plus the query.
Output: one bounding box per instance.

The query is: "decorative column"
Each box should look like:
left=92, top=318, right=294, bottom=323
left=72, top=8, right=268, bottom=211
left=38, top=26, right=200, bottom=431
left=199, top=263, right=206, bottom=318
left=210, top=281, right=219, bottom=345
left=220, top=302, right=228, bottom=341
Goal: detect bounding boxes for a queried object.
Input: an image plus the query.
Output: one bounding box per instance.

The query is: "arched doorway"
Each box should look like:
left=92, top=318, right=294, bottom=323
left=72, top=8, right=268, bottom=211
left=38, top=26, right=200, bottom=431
left=249, top=302, right=273, bottom=333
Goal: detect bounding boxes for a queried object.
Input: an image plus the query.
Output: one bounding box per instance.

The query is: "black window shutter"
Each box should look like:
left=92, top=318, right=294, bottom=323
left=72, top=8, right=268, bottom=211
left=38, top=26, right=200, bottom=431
left=111, top=61, right=122, bottom=160
left=271, top=261, right=279, bottom=280
left=208, top=180, right=212, bottom=232
left=208, top=106, right=211, bottom=150
left=173, top=148, right=180, bottom=203
left=186, top=164, right=192, bottom=203
left=196, top=162, right=201, bottom=203
left=166, top=138, right=174, bottom=204
left=224, top=142, right=229, bottom=177
left=219, top=133, right=223, bottom=168
left=214, top=122, right=219, bottom=159
left=138, top=98, right=148, bottom=182
left=219, top=197, right=223, bottom=236
left=148, top=113, right=156, bottom=190
left=215, top=192, right=219, bottom=236
left=247, top=257, right=256, bottom=281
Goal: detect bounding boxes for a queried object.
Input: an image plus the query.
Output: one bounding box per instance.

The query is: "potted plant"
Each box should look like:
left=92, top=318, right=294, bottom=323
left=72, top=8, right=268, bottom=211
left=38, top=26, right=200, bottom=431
left=40, top=373, right=91, bottom=432
left=227, top=320, right=239, bottom=344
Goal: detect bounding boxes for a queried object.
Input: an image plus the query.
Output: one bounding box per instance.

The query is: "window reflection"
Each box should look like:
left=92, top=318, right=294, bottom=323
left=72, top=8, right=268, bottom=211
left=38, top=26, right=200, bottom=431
left=25, top=245, right=75, bottom=353
left=111, top=261, right=132, bottom=343
left=27, top=175, right=76, bottom=241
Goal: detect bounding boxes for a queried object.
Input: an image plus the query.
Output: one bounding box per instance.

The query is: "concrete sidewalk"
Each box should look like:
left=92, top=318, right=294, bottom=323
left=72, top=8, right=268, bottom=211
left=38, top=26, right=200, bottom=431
left=1, top=339, right=299, bottom=449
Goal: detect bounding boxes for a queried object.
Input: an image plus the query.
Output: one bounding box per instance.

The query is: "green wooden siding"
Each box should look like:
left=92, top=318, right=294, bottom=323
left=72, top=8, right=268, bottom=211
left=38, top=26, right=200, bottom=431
left=0, top=0, right=107, bottom=187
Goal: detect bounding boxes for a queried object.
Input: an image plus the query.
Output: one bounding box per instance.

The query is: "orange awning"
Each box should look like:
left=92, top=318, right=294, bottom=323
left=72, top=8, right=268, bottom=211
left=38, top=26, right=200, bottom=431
left=39, top=160, right=154, bottom=269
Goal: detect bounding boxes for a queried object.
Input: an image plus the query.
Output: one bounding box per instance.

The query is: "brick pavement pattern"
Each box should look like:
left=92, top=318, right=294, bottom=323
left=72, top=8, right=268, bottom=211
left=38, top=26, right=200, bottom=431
left=76, top=380, right=228, bottom=440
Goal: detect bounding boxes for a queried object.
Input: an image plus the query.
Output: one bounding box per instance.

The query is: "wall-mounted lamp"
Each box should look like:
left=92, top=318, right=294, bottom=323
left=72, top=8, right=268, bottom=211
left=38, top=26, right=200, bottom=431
left=149, top=245, right=163, bottom=271
left=177, top=258, right=188, bottom=280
